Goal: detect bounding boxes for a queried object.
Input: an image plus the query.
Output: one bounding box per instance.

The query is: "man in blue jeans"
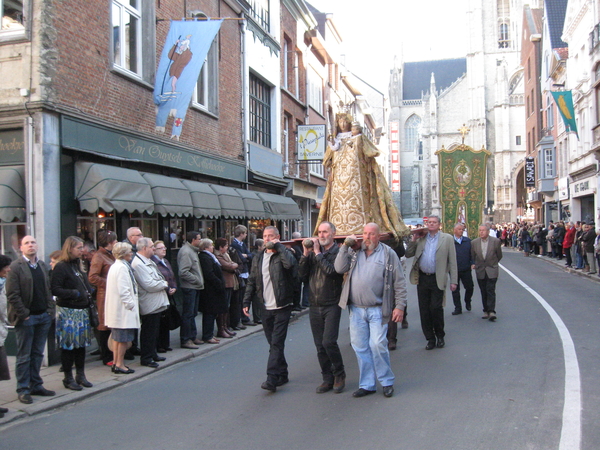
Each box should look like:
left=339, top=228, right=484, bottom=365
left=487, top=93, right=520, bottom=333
left=6, top=235, right=56, bottom=404
left=334, top=223, right=407, bottom=398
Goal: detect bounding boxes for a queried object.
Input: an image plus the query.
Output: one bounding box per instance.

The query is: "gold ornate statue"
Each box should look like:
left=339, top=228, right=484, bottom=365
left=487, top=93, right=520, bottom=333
left=315, top=113, right=409, bottom=238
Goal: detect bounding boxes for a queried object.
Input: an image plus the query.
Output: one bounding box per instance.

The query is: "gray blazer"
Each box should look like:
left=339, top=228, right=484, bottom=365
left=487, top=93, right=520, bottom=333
left=470, top=236, right=503, bottom=279
left=406, top=232, right=458, bottom=290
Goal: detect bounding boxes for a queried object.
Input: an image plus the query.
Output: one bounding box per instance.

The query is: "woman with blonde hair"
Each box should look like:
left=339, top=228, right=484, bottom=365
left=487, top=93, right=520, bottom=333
left=50, top=236, right=94, bottom=390
left=105, top=242, right=140, bottom=374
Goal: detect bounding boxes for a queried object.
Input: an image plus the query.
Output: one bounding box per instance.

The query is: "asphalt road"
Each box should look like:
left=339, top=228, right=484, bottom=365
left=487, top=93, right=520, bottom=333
left=1, top=250, right=598, bottom=450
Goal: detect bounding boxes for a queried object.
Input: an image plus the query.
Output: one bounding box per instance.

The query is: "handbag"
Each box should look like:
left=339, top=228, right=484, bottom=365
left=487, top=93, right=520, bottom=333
left=71, top=264, right=99, bottom=328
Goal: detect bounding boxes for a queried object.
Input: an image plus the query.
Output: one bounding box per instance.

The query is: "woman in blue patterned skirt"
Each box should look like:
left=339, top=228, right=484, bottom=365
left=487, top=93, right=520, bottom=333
left=51, top=236, right=94, bottom=391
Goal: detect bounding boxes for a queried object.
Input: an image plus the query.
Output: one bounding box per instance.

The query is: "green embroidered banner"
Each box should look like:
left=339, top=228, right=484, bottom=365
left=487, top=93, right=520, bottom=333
left=436, top=144, right=490, bottom=239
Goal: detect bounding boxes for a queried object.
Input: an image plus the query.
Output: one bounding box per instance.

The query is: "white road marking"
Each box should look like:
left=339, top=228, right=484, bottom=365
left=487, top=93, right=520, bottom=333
left=500, top=264, right=581, bottom=450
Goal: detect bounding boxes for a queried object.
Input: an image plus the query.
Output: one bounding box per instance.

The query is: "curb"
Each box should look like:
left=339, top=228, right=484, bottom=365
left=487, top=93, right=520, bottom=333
left=0, top=308, right=308, bottom=427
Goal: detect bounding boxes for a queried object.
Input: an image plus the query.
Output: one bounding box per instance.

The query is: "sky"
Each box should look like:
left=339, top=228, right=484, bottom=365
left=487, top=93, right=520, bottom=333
left=306, top=0, right=469, bottom=93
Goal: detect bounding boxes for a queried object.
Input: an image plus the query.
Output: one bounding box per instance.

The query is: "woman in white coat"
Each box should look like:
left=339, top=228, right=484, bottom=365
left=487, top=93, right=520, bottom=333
left=105, top=242, right=140, bottom=374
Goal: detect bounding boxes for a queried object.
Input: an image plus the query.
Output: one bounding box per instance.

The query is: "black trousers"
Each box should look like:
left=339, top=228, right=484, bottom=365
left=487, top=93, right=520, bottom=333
left=477, top=275, right=497, bottom=313
left=262, top=305, right=292, bottom=384
left=140, top=312, right=161, bottom=364
left=93, top=328, right=113, bottom=364
left=416, top=272, right=445, bottom=341
left=309, top=305, right=345, bottom=383
left=452, top=269, right=474, bottom=311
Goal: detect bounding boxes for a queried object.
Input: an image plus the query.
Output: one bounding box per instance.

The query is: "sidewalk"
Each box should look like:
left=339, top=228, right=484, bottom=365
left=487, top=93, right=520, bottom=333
left=505, top=246, right=600, bottom=283
left=0, top=309, right=308, bottom=426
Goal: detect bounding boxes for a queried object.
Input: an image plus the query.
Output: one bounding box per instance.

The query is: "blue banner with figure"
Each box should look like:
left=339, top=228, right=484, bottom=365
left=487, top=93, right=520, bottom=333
left=551, top=90, right=578, bottom=139
left=154, top=20, right=223, bottom=140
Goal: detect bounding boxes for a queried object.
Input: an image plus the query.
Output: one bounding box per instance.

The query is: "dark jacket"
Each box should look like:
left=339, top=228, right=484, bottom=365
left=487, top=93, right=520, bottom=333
left=151, top=255, right=177, bottom=290
left=582, top=227, right=596, bottom=253
left=6, top=257, right=55, bottom=326
left=230, top=238, right=252, bottom=275
left=51, top=259, right=93, bottom=309
left=198, top=251, right=227, bottom=315
left=243, top=243, right=297, bottom=309
left=554, top=225, right=566, bottom=245
left=453, top=236, right=473, bottom=272
left=298, top=244, right=343, bottom=307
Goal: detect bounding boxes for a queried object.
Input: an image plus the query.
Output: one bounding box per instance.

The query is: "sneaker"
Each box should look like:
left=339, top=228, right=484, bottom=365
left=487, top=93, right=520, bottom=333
left=181, top=340, right=199, bottom=349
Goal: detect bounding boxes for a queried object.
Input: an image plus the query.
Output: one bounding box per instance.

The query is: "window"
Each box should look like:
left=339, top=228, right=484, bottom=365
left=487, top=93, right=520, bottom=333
left=168, top=219, right=185, bottom=249
left=543, top=147, right=555, bottom=178
left=193, top=37, right=218, bottom=114
left=294, top=52, right=300, bottom=97
left=595, top=64, right=600, bottom=124
left=248, top=0, right=269, bottom=31
left=516, top=135, right=521, bottom=146
left=0, top=221, right=26, bottom=262
left=111, top=0, right=155, bottom=83
left=308, top=68, right=323, bottom=115
left=283, top=39, right=289, bottom=90
left=404, top=115, right=422, bottom=160
left=1, top=0, right=25, bottom=38
left=497, top=0, right=510, bottom=48
left=249, top=74, right=272, bottom=148
left=77, top=210, right=116, bottom=248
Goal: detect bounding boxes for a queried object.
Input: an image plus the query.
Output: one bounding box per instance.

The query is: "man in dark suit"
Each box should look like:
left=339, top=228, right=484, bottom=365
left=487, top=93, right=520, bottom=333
left=6, top=236, right=56, bottom=404
left=471, top=224, right=503, bottom=321
left=451, top=223, right=474, bottom=315
left=231, top=225, right=257, bottom=325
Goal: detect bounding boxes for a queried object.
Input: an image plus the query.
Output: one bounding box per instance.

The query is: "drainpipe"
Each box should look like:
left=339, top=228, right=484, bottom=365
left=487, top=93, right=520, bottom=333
left=240, top=17, right=249, bottom=188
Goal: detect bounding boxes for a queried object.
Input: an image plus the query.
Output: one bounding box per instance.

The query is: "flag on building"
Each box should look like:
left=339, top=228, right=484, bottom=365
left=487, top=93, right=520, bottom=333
left=551, top=90, right=578, bottom=138
left=154, top=20, right=223, bottom=140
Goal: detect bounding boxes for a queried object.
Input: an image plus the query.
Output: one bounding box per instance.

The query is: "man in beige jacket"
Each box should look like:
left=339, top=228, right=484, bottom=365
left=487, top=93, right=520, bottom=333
left=406, top=216, right=458, bottom=350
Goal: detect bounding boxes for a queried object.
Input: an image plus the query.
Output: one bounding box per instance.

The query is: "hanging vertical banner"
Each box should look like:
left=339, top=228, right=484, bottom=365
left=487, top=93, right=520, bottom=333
left=525, top=157, right=535, bottom=187
left=436, top=143, right=491, bottom=239
left=551, top=90, right=578, bottom=138
left=154, top=20, right=223, bottom=140
left=389, top=121, right=400, bottom=192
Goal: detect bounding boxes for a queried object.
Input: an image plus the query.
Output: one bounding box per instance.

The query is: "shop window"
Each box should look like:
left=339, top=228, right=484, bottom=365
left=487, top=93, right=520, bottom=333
left=169, top=218, right=185, bottom=249
left=249, top=73, right=272, bottom=148
left=111, top=0, right=155, bottom=84
left=0, top=221, right=26, bottom=262
left=192, top=37, right=218, bottom=115
left=248, top=219, right=272, bottom=247
left=77, top=210, right=116, bottom=247
left=130, top=213, right=158, bottom=241
left=224, top=219, right=242, bottom=244
left=198, top=220, right=215, bottom=242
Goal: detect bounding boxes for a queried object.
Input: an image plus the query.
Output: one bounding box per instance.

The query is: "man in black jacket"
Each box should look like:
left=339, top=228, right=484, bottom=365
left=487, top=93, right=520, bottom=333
left=451, top=223, right=474, bottom=315
left=243, top=226, right=297, bottom=392
left=298, top=221, right=345, bottom=394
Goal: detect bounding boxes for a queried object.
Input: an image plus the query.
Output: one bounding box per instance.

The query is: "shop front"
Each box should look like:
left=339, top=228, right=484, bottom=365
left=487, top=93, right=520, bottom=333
left=570, top=175, right=597, bottom=224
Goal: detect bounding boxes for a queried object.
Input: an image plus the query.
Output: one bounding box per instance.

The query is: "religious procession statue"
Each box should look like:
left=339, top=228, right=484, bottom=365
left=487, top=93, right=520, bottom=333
left=315, top=113, right=409, bottom=239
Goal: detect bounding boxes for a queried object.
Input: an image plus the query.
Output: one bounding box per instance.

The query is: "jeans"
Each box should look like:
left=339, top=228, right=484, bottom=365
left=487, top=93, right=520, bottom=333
left=477, top=275, right=498, bottom=313
left=262, top=305, right=292, bottom=384
left=309, top=305, right=345, bottom=384
left=348, top=305, right=394, bottom=390
left=576, top=251, right=584, bottom=269
left=14, top=312, right=52, bottom=394
left=452, top=269, right=474, bottom=311
left=180, top=288, right=199, bottom=343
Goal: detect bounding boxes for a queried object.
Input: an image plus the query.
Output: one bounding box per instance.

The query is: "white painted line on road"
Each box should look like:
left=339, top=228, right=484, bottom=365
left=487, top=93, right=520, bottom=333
left=500, top=264, right=581, bottom=450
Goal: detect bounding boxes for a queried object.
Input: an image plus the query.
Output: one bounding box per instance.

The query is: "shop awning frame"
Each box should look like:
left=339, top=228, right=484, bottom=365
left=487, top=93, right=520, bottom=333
left=180, top=179, right=222, bottom=219
left=209, top=184, right=246, bottom=219
left=235, top=189, right=270, bottom=219
left=141, top=173, right=193, bottom=217
left=256, top=192, right=302, bottom=220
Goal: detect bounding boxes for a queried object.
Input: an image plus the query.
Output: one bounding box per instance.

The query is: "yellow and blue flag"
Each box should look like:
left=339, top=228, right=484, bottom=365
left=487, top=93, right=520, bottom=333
left=551, top=90, right=578, bottom=139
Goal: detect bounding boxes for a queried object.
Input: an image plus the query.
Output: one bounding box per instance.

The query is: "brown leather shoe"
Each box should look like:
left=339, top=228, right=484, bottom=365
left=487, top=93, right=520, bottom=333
left=333, top=374, right=346, bottom=394
left=316, top=382, right=333, bottom=394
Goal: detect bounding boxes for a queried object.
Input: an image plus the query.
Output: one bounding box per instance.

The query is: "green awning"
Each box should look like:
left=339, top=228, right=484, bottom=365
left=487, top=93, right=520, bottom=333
left=141, top=173, right=193, bottom=217
left=74, top=162, right=154, bottom=214
left=235, top=189, right=269, bottom=219
left=257, top=192, right=302, bottom=220
left=209, top=185, right=246, bottom=219
left=0, top=165, right=25, bottom=222
left=180, top=179, right=222, bottom=218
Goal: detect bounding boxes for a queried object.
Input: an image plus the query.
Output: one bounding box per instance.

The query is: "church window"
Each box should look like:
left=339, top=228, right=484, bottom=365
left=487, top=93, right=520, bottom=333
left=497, top=0, right=510, bottom=49
left=405, top=115, right=422, bottom=161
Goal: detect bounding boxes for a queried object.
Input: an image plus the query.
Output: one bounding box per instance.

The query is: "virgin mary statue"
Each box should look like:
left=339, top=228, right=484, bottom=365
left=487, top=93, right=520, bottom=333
left=315, top=113, right=409, bottom=239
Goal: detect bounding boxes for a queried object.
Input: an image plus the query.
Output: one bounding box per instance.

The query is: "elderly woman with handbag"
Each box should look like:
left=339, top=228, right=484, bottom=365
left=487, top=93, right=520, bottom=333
left=50, top=236, right=95, bottom=391
left=105, top=242, right=140, bottom=374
